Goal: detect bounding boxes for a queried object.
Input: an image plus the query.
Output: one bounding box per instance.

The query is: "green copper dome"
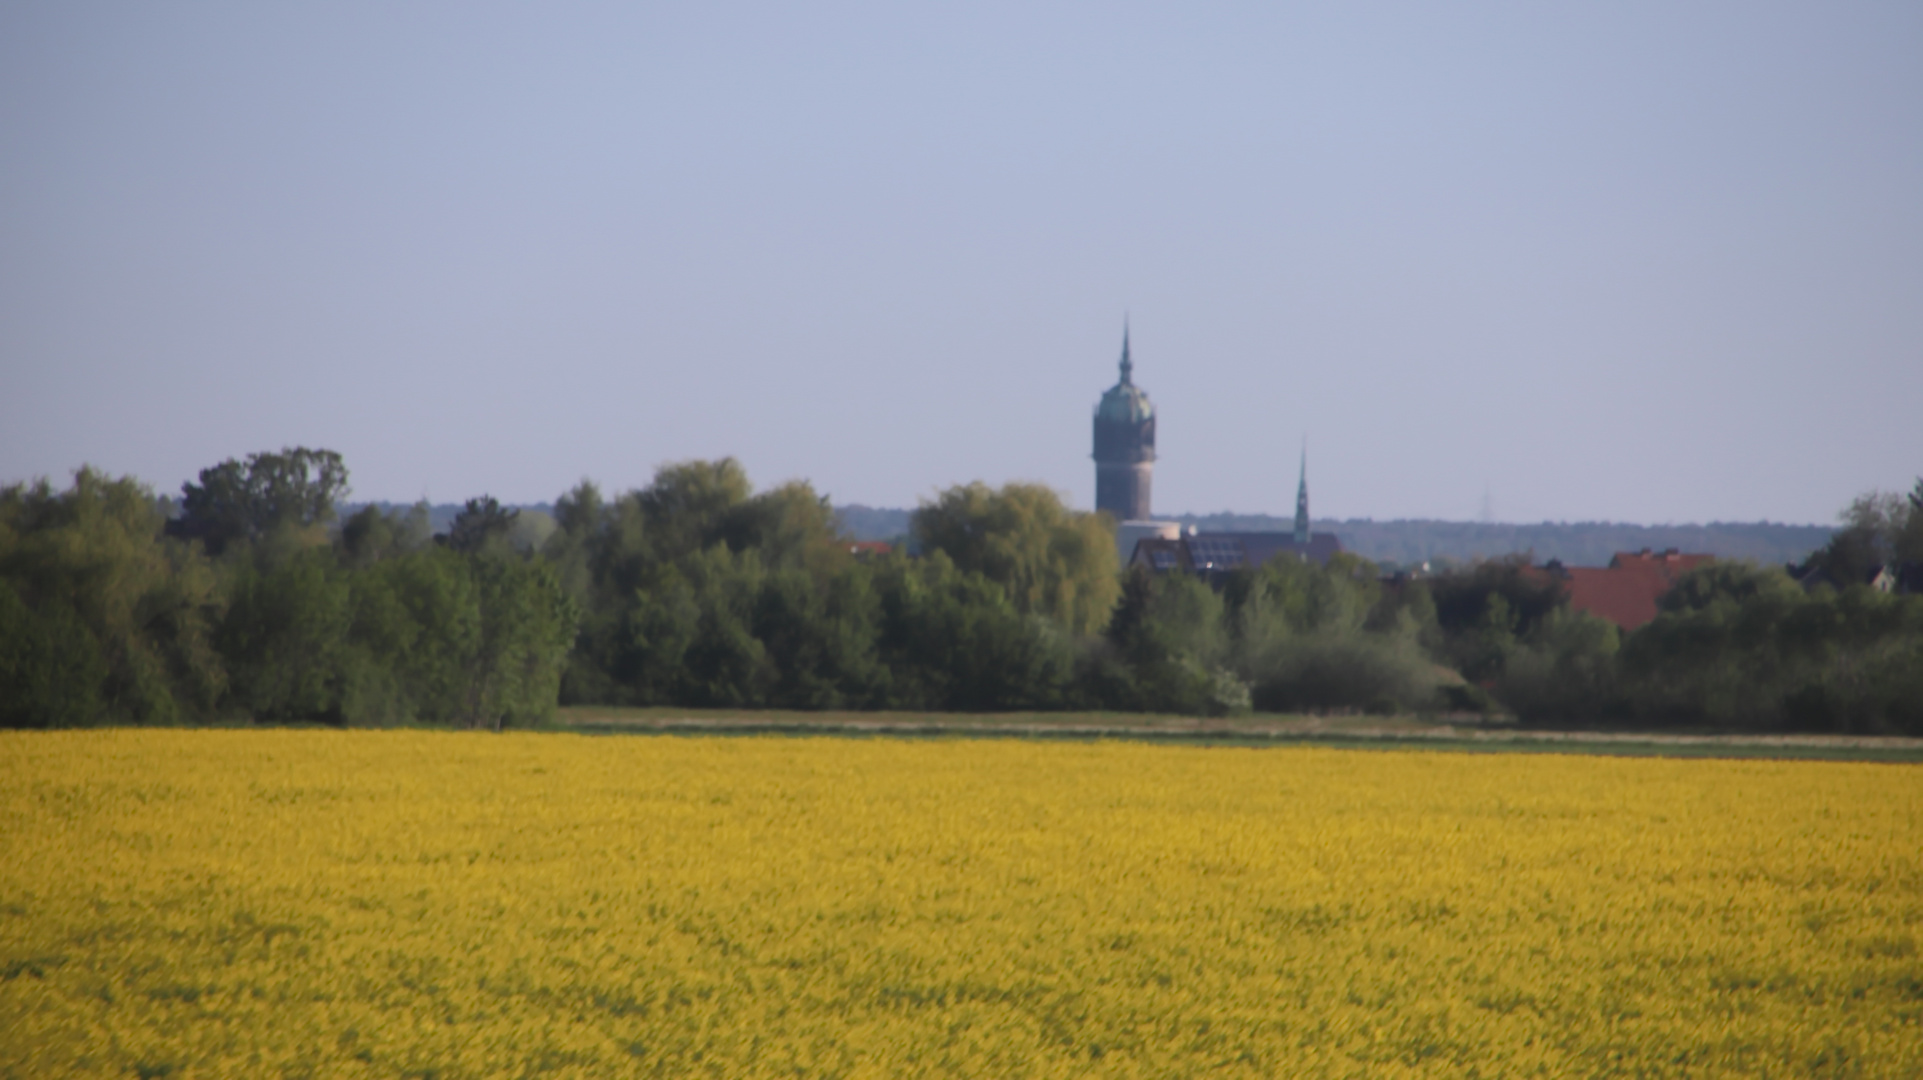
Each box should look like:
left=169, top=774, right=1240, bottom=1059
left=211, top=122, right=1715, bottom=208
left=1095, top=330, right=1154, bottom=423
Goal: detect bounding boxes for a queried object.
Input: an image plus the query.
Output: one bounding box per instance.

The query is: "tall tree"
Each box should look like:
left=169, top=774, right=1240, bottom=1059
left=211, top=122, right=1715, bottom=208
left=217, top=549, right=352, bottom=721
left=720, top=480, right=848, bottom=574
left=339, top=502, right=431, bottom=567
left=173, top=447, right=348, bottom=556
left=1897, top=478, right=1923, bottom=565
left=912, top=481, right=1121, bottom=637
left=0, top=469, right=224, bottom=725
left=639, top=458, right=753, bottom=563
left=869, top=551, right=1074, bottom=710
left=1802, top=482, right=1922, bottom=586
left=446, top=496, right=519, bottom=555
left=455, top=551, right=577, bottom=729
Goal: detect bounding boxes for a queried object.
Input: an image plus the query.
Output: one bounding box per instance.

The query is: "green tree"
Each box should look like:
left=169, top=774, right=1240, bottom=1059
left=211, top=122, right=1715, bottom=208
left=751, top=562, right=887, bottom=708
left=456, top=550, right=577, bottom=729
left=552, top=480, right=606, bottom=541
left=1907, top=479, right=1923, bottom=563
left=721, top=480, right=849, bottom=575
left=1223, top=555, right=1436, bottom=715
left=446, top=496, right=520, bottom=555
left=639, top=459, right=753, bottom=563
left=912, top=481, right=1121, bottom=636
left=1658, top=561, right=1799, bottom=615
left=665, top=543, right=773, bottom=707
left=1100, top=569, right=1233, bottom=714
left=339, top=502, right=431, bottom=567
left=336, top=543, right=576, bottom=729
left=344, top=547, right=481, bottom=725
left=544, top=481, right=636, bottom=704
left=541, top=481, right=615, bottom=703
left=871, top=551, right=1074, bottom=710
left=1800, top=482, right=1923, bottom=586
left=172, top=447, right=348, bottom=556
left=555, top=464, right=862, bottom=708
left=0, top=469, right=224, bottom=726
left=508, top=510, right=558, bottom=554
left=217, top=548, right=352, bottom=721
left=1623, top=573, right=1923, bottom=734
left=0, top=580, right=107, bottom=728
left=620, top=562, right=701, bottom=705
left=1426, top=557, right=1565, bottom=682
left=1494, top=608, right=1622, bottom=721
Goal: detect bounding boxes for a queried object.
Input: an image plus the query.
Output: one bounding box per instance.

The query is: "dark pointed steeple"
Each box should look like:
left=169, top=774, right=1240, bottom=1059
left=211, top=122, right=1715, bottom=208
left=1093, top=318, right=1155, bottom=521
left=1293, top=439, right=1310, bottom=546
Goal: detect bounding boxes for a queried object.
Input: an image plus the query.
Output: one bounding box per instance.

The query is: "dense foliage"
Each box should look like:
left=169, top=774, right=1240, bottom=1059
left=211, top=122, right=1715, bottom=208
left=3, top=451, right=1918, bottom=731
left=1487, top=484, right=1923, bottom=733
left=2, top=455, right=574, bottom=729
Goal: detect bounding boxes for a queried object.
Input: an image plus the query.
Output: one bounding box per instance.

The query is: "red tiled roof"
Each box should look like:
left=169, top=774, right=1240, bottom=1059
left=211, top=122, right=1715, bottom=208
left=1550, top=551, right=1715, bottom=631
left=1563, top=568, right=1663, bottom=631
left=847, top=540, right=892, bottom=556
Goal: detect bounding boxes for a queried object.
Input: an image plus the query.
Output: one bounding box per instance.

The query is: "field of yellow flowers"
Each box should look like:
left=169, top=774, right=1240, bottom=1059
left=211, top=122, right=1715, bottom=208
left=2, top=731, right=1919, bottom=1078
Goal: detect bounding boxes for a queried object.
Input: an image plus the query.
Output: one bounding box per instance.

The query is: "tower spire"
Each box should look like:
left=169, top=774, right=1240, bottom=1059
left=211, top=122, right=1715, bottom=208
left=1093, top=318, right=1155, bottom=523
left=1293, top=437, right=1310, bottom=546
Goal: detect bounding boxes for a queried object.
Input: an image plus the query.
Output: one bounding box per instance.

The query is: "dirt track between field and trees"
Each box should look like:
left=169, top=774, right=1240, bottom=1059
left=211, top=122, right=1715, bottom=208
left=554, top=707, right=1923, bottom=760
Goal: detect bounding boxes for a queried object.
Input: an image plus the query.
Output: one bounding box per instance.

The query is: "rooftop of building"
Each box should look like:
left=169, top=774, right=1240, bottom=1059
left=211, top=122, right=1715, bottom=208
left=1130, top=531, right=1345, bottom=573
left=1094, top=328, right=1153, bottom=424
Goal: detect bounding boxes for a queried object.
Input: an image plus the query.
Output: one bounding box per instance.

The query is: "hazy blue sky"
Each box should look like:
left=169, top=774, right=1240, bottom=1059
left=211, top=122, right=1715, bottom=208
left=3, top=2, right=1918, bottom=525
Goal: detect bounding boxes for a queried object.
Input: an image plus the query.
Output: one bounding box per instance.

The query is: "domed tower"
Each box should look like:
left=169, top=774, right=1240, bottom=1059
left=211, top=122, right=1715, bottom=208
left=1093, top=326, right=1155, bottom=521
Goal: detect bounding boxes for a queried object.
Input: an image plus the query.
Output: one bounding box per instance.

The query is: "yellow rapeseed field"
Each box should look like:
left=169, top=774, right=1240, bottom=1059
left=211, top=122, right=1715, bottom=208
left=2, top=731, right=1918, bottom=1078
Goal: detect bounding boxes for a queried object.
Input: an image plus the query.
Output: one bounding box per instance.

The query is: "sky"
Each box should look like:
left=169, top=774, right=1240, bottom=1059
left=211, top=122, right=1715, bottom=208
left=2, top=2, right=1919, bottom=526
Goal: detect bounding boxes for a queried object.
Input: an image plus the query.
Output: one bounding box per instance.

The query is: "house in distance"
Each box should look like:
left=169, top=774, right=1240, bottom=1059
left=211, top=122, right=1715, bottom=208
left=1539, top=549, right=1716, bottom=631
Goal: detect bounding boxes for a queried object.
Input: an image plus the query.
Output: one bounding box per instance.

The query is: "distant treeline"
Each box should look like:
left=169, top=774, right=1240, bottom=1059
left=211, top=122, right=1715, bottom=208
left=4, top=449, right=1919, bottom=733
left=837, top=505, right=1834, bottom=568
left=343, top=501, right=559, bottom=541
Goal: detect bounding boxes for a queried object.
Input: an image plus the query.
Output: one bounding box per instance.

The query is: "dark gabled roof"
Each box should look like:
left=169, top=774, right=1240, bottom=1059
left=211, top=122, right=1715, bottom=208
left=1788, top=561, right=1900, bottom=592
left=1232, top=532, right=1343, bottom=568
left=1129, top=531, right=1345, bottom=573
left=1129, top=537, right=1191, bottom=572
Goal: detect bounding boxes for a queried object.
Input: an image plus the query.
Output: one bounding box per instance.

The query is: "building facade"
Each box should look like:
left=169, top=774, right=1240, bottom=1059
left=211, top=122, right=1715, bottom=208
left=1121, top=431, right=1346, bottom=573
left=1130, top=529, right=1345, bottom=576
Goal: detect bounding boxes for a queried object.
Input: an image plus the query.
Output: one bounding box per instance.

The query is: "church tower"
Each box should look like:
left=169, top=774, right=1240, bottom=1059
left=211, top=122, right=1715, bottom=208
left=1293, top=441, right=1310, bottom=546
left=1093, top=326, right=1156, bottom=521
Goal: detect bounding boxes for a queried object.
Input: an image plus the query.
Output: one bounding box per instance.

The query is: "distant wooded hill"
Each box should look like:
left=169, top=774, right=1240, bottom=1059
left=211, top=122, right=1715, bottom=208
left=351, top=501, right=1830, bottom=569
left=833, top=504, right=1832, bottom=569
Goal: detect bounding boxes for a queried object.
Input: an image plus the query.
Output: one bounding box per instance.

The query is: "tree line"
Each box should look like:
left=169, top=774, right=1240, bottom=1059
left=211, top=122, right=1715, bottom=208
left=3, top=449, right=1919, bottom=733
left=0, top=451, right=572, bottom=730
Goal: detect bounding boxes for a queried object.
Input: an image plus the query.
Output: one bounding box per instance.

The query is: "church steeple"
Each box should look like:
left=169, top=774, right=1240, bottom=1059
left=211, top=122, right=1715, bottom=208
left=1293, top=439, right=1310, bottom=546
left=1093, top=319, right=1155, bottom=521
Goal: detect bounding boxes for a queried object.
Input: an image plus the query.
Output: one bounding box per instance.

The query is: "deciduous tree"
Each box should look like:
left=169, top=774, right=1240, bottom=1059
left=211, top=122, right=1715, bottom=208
left=912, top=482, right=1120, bottom=636
left=173, top=447, right=348, bottom=556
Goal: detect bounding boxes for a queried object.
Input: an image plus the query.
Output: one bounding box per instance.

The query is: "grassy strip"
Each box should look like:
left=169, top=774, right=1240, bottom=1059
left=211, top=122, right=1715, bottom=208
left=551, top=706, right=1923, bottom=762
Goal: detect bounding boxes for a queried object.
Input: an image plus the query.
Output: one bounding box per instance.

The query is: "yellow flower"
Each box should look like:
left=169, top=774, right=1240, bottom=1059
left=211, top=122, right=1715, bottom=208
left=1, top=731, right=1917, bottom=1077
